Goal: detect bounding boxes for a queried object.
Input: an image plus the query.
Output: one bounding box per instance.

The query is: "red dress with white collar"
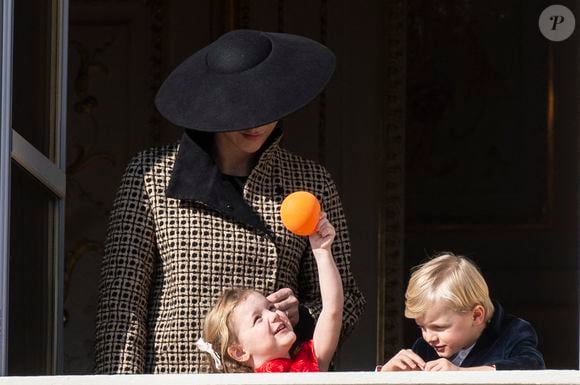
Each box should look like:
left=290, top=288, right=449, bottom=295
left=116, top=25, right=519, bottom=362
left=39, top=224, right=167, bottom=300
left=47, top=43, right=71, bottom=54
left=254, top=340, right=320, bottom=372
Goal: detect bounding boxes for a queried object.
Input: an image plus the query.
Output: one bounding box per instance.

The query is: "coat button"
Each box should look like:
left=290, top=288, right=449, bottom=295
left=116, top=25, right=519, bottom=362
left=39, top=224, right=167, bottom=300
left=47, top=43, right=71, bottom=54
left=225, top=203, right=233, bottom=210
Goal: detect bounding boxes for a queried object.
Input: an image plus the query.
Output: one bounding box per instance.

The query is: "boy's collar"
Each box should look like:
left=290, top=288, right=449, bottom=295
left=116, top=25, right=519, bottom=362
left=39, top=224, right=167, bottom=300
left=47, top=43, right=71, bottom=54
left=451, top=343, right=476, bottom=366
left=469, top=301, right=504, bottom=349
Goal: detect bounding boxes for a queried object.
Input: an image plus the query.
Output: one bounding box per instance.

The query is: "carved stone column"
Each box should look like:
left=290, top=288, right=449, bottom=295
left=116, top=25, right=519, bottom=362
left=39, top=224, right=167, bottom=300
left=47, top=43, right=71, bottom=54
left=377, top=0, right=406, bottom=363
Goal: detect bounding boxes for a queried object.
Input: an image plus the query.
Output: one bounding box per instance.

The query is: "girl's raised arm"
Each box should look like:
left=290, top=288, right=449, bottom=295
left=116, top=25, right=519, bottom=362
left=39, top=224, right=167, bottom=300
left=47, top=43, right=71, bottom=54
left=309, top=212, right=344, bottom=371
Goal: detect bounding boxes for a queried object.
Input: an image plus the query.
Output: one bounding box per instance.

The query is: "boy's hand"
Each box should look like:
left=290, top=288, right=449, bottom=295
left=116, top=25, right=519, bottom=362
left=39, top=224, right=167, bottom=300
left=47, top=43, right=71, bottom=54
left=424, top=358, right=459, bottom=371
left=380, top=349, right=425, bottom=371
left=309, top=212, right=335, bottom=252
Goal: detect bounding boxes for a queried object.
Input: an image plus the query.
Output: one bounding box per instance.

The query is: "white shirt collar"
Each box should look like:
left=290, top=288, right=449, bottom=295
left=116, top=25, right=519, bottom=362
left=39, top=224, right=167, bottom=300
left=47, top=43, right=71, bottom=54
left=451, top=343, right=476, bottom=367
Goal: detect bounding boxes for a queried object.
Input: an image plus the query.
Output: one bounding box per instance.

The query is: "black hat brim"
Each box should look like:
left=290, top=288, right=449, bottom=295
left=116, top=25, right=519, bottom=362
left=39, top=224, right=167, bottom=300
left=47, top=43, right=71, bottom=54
left=155, top=30, right=336, bottom=132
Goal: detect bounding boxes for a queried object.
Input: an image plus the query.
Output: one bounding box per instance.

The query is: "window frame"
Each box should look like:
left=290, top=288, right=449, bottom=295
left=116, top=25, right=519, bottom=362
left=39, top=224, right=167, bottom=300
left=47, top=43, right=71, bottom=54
left=0, top=0, right=68, bottom=375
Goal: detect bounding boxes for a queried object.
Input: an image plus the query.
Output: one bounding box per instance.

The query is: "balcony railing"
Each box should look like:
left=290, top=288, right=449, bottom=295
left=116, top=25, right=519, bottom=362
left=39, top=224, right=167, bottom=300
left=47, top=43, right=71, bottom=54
left=0, top=370, right=578, bottom=385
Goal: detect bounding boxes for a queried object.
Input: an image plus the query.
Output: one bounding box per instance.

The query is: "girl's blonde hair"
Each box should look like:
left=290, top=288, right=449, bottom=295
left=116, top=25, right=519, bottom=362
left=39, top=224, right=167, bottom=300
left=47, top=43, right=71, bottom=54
left=201, top=288, right=256, bottom=373
left=405, top=252, right=494, bottom=322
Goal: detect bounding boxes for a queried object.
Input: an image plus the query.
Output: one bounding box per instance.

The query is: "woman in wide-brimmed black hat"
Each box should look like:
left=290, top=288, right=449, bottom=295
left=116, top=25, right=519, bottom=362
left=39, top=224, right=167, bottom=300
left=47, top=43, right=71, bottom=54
left=95, top=29, right=365, bottom=374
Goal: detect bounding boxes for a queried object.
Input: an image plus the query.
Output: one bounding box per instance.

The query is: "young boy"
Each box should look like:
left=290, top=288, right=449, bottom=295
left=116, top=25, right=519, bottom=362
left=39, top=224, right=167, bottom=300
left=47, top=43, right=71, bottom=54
left=380, top=253, right=545, bottom=371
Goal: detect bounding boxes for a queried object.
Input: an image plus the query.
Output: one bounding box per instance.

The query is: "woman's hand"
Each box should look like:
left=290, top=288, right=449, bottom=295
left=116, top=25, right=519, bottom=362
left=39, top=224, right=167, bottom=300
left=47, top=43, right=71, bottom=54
left=267, top=288, right=300, bottom=326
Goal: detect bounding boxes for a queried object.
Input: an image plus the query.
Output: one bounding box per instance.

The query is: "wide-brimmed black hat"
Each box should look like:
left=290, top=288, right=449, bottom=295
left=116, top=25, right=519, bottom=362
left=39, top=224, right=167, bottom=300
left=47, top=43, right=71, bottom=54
left=155, top=29, right=335, bottom=132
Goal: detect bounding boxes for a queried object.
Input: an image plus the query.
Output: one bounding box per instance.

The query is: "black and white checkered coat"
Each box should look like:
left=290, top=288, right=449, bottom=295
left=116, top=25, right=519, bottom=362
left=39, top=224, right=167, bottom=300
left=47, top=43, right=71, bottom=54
left=95, top=130, right=366, bottom=373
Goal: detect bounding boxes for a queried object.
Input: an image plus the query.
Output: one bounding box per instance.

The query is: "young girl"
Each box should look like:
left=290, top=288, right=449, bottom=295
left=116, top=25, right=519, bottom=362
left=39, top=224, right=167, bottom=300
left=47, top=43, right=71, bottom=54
left=196, top=212, right=343, bottom=372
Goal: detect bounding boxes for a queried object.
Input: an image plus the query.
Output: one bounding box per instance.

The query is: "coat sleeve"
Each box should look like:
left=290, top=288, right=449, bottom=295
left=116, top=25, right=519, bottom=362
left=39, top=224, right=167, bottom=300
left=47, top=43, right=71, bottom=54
left=95, top=153, right=156, bottom=373
left=490, top=320, right=546, bottom=370
left=296, top=169, right=366, bottom=341
left=411, top=337, right=437, bottom=362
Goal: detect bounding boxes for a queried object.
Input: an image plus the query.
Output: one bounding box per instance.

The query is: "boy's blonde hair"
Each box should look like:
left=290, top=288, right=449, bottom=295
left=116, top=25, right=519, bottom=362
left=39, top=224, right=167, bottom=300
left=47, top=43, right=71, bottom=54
left=201, top=288, right=255, bottom=373
left=405, top=252, right=494, bottom=322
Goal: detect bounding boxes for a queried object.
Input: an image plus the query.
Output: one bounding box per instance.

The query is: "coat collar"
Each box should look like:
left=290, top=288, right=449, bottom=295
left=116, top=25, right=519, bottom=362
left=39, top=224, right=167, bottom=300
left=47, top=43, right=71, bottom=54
left=165, top=128, right=282, bottom=235
left=461, top=301, right=504, bottom=366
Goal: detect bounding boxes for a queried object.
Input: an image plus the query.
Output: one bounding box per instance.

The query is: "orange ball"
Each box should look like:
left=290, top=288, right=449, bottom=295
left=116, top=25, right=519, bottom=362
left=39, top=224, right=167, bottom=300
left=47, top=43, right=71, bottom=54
left=280, top=191, right=321, bottom=236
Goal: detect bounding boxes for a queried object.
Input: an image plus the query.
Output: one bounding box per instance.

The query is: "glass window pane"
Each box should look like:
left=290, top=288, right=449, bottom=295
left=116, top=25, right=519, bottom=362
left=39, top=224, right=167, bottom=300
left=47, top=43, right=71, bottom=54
left=8, top=161, right=55, bottom=375
left=12, top=0, right=53, bottom=157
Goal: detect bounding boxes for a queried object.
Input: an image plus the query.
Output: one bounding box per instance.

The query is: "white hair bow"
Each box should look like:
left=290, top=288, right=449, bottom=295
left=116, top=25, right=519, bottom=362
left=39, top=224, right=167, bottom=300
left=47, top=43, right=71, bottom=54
left=195, top=338, right=223, bottom=370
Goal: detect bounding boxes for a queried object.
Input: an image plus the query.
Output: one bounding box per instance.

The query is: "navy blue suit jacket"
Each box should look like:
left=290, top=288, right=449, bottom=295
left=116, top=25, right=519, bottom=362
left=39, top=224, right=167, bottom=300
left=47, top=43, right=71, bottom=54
left=412, top=302, right=545, bottom=370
